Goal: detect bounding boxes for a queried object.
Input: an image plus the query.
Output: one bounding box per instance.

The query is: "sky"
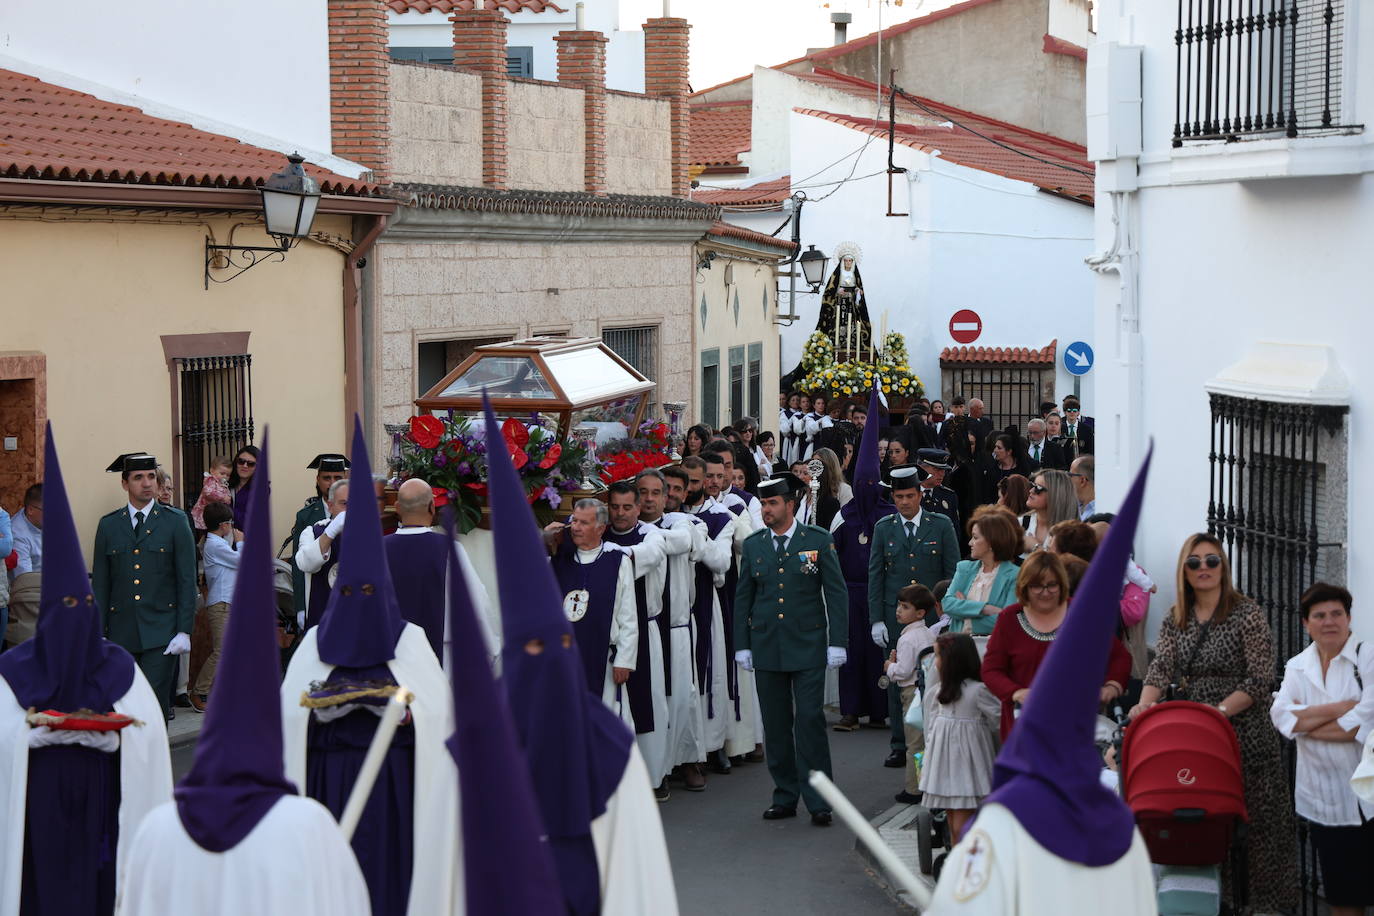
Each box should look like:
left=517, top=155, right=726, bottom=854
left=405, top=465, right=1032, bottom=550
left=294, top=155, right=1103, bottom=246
left=617, top=0, right=964, bottom=91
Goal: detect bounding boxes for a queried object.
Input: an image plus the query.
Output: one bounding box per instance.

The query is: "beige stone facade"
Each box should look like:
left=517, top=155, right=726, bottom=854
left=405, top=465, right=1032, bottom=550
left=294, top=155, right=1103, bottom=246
left=389, top=62, right=482, bottom=187
left=506, top=80, right=586, bottom=192
left=604, top=92, right=672, bottom=196
left=371, top=238, right=693, bottom=435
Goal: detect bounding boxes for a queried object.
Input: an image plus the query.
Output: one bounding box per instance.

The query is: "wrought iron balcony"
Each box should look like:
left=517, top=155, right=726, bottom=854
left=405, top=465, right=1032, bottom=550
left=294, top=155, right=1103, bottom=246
left=1173, top=0, right=1358, bottom=146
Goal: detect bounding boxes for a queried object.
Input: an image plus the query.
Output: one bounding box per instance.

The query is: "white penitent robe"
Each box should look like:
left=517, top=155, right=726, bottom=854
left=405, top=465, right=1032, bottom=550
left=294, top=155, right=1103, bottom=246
left=723, top=504, right=762, bottom=757
left=0, top=672, right=170, bottom=916
left=115, top=797, right=370, bottom=916
left=691, top=502, right=735, bottom=755
left=614, top=523, right=671, bottom=787
left=587, top=545, right=639, bottom=731
left=926, top=803, right=1158, bottom=916
left=280, top=624, right=460, bottom=916
left=592, top=744, right=680, bottom=916
left=657, top=513, right=705, bottom=770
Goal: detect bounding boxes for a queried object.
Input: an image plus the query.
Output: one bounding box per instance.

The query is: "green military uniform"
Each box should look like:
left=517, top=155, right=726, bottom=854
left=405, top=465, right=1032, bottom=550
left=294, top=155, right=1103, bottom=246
left=290, top=495, right=326, bottom=616
left=866, top=508, right=960, bottom=749
left=735, top=519, right=848, bottom=815
left=92, top=501, right=197, bottom=717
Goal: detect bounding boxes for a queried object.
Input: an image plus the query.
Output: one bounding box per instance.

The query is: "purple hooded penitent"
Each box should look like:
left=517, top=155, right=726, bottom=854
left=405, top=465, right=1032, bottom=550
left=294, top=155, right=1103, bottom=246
left=839, top=386, right=893, bottom=537
left=0, top=422, right=134, bottom=710
left=174, top=430, right=297, bottom=852
left=315, top=416, right=406, bottom=668
left=441, top=510, right=564, bottom=913
left=483, top=395, right=632, bottom=916
left=983, top=447, right=1153, bottom=866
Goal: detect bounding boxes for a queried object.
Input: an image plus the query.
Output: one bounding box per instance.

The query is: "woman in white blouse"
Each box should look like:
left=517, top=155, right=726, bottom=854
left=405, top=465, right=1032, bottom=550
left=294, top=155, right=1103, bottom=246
left=1271, top=582, right=1374, bottom=916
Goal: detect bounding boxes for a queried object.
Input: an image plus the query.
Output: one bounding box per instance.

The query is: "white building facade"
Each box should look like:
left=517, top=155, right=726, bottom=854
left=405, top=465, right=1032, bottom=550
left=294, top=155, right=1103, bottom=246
left=1088, top=0, right=1369, bottom=648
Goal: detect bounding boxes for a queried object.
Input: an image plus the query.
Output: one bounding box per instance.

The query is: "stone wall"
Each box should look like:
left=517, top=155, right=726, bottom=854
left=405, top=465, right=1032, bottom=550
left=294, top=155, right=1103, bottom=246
left=374, top=239, right=691, bottom=428
left=389, top=62, right=483, bottom=187
left=505, top=79, right=587, bottom=192
left=604, top=93, right=673, bottom=197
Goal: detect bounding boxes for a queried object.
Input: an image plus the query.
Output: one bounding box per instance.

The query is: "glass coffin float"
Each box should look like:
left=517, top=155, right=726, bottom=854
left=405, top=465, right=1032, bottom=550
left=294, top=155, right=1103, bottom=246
left=415, top=336, right=654, bottom=438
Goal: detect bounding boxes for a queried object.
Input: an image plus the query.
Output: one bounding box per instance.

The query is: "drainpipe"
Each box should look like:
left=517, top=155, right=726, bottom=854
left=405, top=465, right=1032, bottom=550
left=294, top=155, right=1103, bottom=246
left=343, top=213, right=387, bottom=444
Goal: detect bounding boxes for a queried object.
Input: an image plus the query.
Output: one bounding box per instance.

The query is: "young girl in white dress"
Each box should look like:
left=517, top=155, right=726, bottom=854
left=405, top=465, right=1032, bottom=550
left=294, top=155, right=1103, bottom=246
left=919, top=632, right=1002, bottom=840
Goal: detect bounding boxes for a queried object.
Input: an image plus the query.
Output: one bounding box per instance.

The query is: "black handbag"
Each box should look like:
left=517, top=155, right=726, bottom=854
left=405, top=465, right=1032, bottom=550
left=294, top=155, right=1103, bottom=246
left=1166, top=616, right=1213, bottom=702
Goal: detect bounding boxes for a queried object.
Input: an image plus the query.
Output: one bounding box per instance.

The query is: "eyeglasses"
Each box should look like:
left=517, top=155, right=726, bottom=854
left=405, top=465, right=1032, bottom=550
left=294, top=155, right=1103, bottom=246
left=236, top=458, right=256, bottom=467
left=1028, top=582, right=1061, bottom=593
left=1067, top=472, right=1086, bottom=479
left=1029, top=484, right=1048, bottom=494
left=1185, top=554, right=1223, bottom=570
left=1065, top=408, right=1081, bottom=414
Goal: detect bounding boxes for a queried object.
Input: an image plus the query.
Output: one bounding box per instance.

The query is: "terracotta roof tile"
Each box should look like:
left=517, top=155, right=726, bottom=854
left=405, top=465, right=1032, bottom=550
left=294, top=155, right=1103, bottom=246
left=386, top=0, right=566, bottom=13
left=692, top=175, right=790, bottom=207
left=940, top=340, right=1058, bottom=367
left=0, top=69, right=378, bottom=195
left=793, top=69, right=1093, bottom=202
left=705, top=219, right=796, bottom=252
left=689, top=101, right=752, bottom=169
left=1042, top=33, right=1088, bottom=60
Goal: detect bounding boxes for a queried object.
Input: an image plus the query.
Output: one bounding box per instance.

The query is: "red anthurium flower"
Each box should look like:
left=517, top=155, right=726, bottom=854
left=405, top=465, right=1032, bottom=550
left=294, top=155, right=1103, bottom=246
left=508, top=446, right=529, bottom=470
left=464, top=482, right=488, bottom=498
left=502, top=416, right=529, bottom=450
left=410, top=415, right=445, bottom=449
left=432, top=486, right=449, bottom=508
left=538, top=443, right=563, bottom=469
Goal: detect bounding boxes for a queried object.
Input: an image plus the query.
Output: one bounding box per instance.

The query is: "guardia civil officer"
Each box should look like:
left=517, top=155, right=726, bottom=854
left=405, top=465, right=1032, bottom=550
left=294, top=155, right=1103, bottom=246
left=916, top=448, right=961, bottom=526
left=289, top=454, right=349, bottom=621
left=867, top=464, right=960, bottom=767
left=734, top=471, right=848, bottom=826
left=92, top=452, right=197, bottom=720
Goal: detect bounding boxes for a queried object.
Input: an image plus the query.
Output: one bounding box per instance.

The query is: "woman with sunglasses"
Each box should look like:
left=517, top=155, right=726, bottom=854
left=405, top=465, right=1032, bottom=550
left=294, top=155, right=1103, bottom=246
left=1130, top=534, right=1295, bottom=913
left=227, top=445, right=260, bottom=531
left=981, top=551, right=1131, bottom=740
left=1020, top=469, right=1078, bottom=555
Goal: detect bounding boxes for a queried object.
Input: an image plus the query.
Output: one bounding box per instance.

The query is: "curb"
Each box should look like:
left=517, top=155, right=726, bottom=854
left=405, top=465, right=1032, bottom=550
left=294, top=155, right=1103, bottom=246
left=853, top=803, right=936, bottom=911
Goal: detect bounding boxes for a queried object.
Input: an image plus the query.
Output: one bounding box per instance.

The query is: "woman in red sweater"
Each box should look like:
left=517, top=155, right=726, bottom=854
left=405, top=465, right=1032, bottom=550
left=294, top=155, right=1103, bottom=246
left=982, top=551, right=1132, bottom=739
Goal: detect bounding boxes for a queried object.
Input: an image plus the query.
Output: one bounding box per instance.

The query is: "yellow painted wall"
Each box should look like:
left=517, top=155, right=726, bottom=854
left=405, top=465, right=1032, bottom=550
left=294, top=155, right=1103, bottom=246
left=0, top=211, right=351, bottom=559
left=692, top=246, right=782, bottom=433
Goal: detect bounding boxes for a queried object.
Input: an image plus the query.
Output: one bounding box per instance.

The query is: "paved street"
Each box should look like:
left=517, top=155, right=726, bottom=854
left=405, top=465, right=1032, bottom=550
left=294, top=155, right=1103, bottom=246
left=172, top=708, right=909, bottom=913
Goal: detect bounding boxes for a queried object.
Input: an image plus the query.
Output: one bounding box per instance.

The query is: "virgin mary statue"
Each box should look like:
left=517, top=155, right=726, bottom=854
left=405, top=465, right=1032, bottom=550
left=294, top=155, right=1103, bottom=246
left=815, top=241, right=873, bottom=355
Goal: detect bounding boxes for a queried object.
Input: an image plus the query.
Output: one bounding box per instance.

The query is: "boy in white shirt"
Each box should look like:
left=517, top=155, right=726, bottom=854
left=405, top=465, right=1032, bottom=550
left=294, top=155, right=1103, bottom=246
left=193, top=501, right=242, bottom=710
left=886, top=584, right=938, bottom=804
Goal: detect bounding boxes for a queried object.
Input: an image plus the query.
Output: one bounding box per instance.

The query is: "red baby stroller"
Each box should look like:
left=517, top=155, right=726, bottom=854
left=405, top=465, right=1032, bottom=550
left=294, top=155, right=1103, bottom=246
left=1120, top=701, right=1248, bottom=913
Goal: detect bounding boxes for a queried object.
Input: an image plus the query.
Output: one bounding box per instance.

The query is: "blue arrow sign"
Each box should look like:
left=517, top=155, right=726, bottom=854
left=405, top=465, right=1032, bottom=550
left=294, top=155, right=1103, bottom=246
left=1064, top=341, right=1094, bottom=376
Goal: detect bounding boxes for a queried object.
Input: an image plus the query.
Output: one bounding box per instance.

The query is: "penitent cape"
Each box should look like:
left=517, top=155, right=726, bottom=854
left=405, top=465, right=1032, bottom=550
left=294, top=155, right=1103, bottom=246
left=280, top=417, right=459, bottom=916
left=117, top=432, right=370, bottom=916
left=0, top=424, right=170, bottom=916
left=927, top=450, right=1158, bottom=916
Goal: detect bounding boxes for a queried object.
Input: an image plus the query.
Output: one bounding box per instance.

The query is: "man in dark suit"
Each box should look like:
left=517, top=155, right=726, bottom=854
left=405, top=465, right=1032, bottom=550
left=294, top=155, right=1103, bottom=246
left=734, top=472, right=849, bottom=826
left=967, top=398, right=995, bottom=444
left=93, top=453, right=197, bottom=720
left=1061, top=397, right=1095, bottom=456
left=866, top=465, right=960, bottom=767
left=1024, top=418, right=1067, bottom=470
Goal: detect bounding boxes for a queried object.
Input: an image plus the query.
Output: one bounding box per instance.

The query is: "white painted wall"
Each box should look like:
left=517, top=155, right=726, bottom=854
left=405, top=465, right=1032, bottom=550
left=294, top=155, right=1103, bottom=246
left=771, top=112, right=1094, bottom=412
left=1089, top=2, right=1374, bottom=640
left=1, top=0, right=334, bottom=154
left=387, top=5, right=647, bottom=92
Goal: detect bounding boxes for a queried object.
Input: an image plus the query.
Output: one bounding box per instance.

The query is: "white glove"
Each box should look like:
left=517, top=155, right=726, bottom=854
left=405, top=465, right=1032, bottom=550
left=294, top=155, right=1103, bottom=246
left=871, top=622, right=889, bottom=648
left=296, top=611, right=306, bottom=630
left=324, top=511, right=347, bottom=538
left=735, top=649, right=754, bottom=672
left=827, top=646, right=848, bottom=669
left=164, top=632, right=191, bottom=655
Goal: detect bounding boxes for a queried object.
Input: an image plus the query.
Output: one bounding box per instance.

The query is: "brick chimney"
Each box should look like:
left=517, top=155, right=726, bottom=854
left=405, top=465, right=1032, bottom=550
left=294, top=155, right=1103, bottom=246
left=451, top=6, right=510, bottom=190
left=555, top=29, right=609, bottom=196
left=327, top=0, right=390, bottom=182
left=643, top=17, right=691, bottom=198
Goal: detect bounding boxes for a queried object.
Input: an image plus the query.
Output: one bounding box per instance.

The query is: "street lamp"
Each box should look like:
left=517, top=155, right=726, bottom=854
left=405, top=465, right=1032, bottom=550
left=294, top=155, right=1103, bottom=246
left=205, top=152, right=323, bottom=287
left=798, top=244, right=830, bottom=292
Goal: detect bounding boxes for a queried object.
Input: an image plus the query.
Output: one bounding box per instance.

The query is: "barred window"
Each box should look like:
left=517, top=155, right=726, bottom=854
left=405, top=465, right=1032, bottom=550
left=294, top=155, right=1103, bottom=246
left=940, top=363, right=1055, bottom=432
left=700, top=348, right=720, bottom=430
left=603, top=325, right=659, bottom=414
left=1207, top=395, right=1348, bottom=669
left=174, top=355, right=254, bottom=509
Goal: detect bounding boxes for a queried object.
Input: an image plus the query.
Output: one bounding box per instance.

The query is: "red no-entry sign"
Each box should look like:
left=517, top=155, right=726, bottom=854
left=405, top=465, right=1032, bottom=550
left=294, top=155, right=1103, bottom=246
left=949, top=309, right=982, bottom=344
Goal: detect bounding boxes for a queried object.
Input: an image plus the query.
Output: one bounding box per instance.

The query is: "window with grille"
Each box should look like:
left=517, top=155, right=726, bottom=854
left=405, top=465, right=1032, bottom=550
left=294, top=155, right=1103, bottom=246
left=700, top=348, right=720, bottom=430
left=747, top=342, right=762, bottom=420
left=174, top=355, right=254, bottom=509
left=941, top=365, right=1054, bottom=432
left=1172, top=0, right=1355, bottom=146
left=604, top=325, right=659, bottom=413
